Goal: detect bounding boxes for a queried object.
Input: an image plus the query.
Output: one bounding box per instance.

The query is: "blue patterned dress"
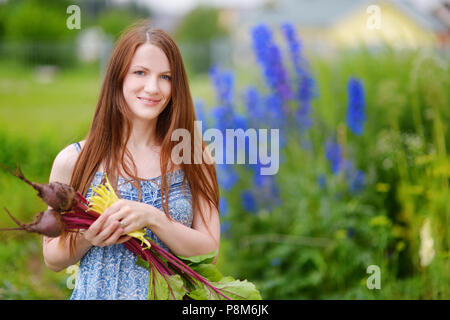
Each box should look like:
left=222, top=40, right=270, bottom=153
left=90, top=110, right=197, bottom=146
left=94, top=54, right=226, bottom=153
left=69, top=142, right=193, bottom=300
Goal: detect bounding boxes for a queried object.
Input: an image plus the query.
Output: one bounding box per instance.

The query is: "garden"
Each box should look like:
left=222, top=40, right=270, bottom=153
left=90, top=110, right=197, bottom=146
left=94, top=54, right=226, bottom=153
left=0, top=0, right=448, bottom=299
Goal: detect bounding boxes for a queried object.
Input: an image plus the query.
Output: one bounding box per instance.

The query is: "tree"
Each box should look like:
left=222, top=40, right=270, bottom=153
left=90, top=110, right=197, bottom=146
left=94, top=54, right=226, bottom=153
left=174, top=5, right=228, bottom=75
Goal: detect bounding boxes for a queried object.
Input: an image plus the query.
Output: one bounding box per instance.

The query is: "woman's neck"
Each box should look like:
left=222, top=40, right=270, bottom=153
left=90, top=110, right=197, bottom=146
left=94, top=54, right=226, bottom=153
left=125, top=118, right=160, bottom=152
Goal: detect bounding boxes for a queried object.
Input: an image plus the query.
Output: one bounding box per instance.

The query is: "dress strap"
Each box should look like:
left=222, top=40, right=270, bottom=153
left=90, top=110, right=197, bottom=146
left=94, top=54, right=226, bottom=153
left=73, top=142, right=82, bottom=154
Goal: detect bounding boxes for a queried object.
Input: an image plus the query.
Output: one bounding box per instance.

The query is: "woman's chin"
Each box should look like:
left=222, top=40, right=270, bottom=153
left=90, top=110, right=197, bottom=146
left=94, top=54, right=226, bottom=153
left=130, top=111, right=160, bottom=122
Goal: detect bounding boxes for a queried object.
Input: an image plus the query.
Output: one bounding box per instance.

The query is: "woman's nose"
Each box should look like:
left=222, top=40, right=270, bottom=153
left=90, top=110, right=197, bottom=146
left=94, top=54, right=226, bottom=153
left=143, top=76, right=159, bottom=94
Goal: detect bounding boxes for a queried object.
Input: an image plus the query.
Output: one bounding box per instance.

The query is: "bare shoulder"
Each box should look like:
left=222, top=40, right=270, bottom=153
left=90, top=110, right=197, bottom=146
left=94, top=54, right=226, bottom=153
left=49, top=143, right=81, bottom=184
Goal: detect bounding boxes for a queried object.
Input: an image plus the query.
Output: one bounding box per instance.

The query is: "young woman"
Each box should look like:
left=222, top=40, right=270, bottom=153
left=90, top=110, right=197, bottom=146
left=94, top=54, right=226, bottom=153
left=42, top=20, right=220, bottom=300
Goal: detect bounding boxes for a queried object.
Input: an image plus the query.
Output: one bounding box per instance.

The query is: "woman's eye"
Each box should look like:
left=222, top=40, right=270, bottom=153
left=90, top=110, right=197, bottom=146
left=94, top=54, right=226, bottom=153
left=134, top=70, right=145, bottom=76
left=161, top=75, right=171, bottom=80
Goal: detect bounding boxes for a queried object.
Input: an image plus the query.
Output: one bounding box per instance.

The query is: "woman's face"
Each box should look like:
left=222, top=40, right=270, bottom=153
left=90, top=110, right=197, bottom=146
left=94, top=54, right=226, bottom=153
left=122, top=43, right=172, bottom=124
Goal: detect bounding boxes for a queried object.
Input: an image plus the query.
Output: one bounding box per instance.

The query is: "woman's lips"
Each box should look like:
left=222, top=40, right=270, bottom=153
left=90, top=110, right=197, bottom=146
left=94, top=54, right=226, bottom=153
left=138, top=97, right=161, bottom=105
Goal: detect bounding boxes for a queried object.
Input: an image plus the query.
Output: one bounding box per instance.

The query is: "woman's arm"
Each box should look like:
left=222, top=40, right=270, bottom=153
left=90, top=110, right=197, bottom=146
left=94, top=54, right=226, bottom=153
left=149, top=195, right=221, bottom=259
left=43, top=231, right=93, bottom=272
left=42, top=144, right=131, bottom=272
left=42, top=144, right=93, bottom=272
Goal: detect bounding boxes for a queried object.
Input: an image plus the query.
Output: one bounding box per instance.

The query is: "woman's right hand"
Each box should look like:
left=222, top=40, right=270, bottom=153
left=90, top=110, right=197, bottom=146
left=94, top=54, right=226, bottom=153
left=82, top=213, right=131, bottom=247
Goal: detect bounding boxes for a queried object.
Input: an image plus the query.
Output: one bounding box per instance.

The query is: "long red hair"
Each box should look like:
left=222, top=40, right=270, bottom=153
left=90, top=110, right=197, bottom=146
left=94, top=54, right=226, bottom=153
left=62, top=20, right=219, bottom=255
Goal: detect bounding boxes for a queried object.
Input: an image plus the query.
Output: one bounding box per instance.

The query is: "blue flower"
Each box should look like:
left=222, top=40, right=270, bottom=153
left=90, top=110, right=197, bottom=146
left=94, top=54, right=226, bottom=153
left=346, top=77, right=366, bottom=136
left=231, top=113, right=249, bottom=130
left=241, top=190, right=257, bottom=213
left=264, top=93, right=286, bottom=130
left=220, top=221, right=231, bottom=234
left=209, top=66, right=249, bottom=133
left=251, top=24, right=292, bottom=102
left=243, top=86, right=265, bottom=124
left=194, top=99, right=209, bottom=131
left=281, top=22, right=316, bottom=132
left=270, top=257, right=282, bottom=267
left=211, top=105, right=232, bottom=133
left=219, top=196, right=228, bottom=216
left=350, top=170, right=366, bottom=193
left=217, top=164, right=239, bottom=191
left=325, top=137, right=343, bottom=174
left=209, top=65, right=234, bottom=107
left=317, top=173, right=327, bottom=189
left=347, top=227, right=355, bottom=238
left=242, top=88, right=286, bottom=148
left=343, top=160, right=366, bottom=194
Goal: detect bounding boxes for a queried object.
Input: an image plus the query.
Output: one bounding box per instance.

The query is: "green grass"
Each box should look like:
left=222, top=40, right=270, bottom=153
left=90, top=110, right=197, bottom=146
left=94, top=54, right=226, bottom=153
left=0, top=60, right=99, bottom=141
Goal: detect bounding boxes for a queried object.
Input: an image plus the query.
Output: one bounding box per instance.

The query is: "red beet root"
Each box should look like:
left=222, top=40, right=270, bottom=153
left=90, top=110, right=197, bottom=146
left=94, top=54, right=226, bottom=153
left=0, top=163, right=76, bottom=212
left=0, top=207, right=65, bottom=237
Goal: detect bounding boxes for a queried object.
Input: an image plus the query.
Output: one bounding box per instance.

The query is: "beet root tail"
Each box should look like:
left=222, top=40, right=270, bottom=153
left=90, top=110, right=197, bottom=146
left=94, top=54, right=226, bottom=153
left=0, top=207, right=25, bottom=232
left=3, top=207, right=24, bottom=227
left=0, top=227, right=24, bottom=231
left=0, top=163, right=38, bottom=191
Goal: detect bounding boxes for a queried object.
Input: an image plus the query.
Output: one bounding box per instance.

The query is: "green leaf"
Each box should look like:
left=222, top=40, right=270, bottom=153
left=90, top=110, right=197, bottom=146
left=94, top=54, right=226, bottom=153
left=166, top=274, right=188, bottom=300
left=187, top=281, right=222, bottom=300
left=177, top=250, right=217, bottom=265
left=187, top=284, right=209, bottom=300
left=191, top=263, right=224, bottom=282
left=187, top=276, right=262, bottom=300
left=211, top=276, right=262, bottom=300
left=148, top=268, right=169, bottom=300
left=147, top=268, right=187, bottom=300
left=135, top=256, right=150, bottom=270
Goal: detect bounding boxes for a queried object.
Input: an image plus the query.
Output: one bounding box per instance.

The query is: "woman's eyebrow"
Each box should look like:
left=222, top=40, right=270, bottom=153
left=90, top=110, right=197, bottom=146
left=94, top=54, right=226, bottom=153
left=131, top=65, right=171, bottom=74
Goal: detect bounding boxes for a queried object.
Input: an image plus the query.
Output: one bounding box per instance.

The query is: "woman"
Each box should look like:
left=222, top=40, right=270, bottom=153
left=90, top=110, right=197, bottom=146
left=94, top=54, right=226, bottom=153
left=42, top=20, right=220, bottom=300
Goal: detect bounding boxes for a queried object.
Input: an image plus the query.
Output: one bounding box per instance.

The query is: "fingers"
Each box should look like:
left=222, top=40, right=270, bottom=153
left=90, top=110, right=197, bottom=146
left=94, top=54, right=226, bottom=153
left=85, top=211, right=109, bottom=239
left=85, top=220, right=124, bottom=247
left=103, top=199, right=128, bottom=219
left=117, top=217, right=134, bottom=235
left=95, top=221, right=123, bottom=247
left=116, top=235, right=132, bottom=244
left=102, top=203, right=130, bottom=230
left=82, top=199, right=141, bottom=247
left=101, top=222, right=127, bottom=247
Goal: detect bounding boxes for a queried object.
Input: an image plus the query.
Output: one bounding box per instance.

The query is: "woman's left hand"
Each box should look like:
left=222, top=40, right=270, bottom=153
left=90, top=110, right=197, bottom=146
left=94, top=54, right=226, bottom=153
left=101, top=199, right=156, bottom=235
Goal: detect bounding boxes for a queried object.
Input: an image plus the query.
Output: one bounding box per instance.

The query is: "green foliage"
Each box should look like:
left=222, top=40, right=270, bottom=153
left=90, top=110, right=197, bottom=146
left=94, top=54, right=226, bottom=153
left=0, top=237, right=71, bottom=299
left=4, top=0, right=75, bottom=41
left=0, top=2, right=7, bottom=41
left=2, top=0, right=78, bottom=66
left=174, top=5, right=228, bottom=75
left=175, top=6, right=226, bottom=42
left=96, top=8, right=147, bottom=41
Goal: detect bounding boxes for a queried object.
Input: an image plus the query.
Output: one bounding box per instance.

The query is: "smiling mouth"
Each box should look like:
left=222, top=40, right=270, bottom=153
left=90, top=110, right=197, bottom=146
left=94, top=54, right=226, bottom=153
left=138, top=97, right=161, bottom=103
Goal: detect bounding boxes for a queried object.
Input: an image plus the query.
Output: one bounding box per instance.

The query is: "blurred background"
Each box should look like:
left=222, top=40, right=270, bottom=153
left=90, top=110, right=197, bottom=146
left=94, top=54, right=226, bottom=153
left=0, top=0, right=448, bottom=299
